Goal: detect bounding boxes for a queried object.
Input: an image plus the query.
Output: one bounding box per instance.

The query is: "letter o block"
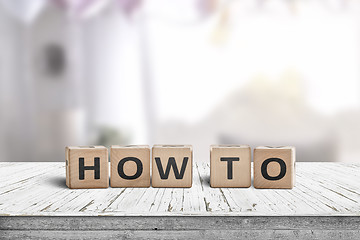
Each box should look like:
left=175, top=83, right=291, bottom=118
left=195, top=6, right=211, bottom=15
left=110, top=145, right=150, bottom=188
left=210, top=145, right=251, bottom=188
left=65, top=146, right=109, bottom=189
left=254, top=146, right=295, bottom=189
left=152, top=145, right=192, bottom=188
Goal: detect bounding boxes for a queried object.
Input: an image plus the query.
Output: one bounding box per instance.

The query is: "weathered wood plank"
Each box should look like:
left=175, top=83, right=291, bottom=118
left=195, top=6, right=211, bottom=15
left=0, top=162, right=360, bottom=216
left=1, top=162, right=360, bottom=239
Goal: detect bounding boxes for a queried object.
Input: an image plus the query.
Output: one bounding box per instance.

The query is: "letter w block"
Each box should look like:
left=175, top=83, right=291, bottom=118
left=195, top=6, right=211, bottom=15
left=152, top=145, right=193, bottom=188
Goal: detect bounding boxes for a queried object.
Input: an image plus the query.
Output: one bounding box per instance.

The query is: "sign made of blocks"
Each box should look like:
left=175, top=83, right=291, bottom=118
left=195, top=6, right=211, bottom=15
left=110, top=145, right=150, bottom=188
left=152, top=145, right=193, bottom=188
left=210, top=145, right=251, bottom=188
left=253, top=146, right=295, bottom=189
left=65, top=145, right=295, bottom=189
left=66, top=146, right=109, bottom=189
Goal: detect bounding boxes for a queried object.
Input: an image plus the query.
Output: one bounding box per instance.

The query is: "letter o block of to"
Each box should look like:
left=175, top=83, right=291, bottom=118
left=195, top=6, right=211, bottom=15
left=253, top=146, right=295, bottom=189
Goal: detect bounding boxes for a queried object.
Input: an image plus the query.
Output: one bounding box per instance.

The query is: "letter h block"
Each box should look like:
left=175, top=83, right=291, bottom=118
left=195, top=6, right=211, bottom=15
left=254, top=146, right=295, bottom=189
left=65, top=146, right=109, bottom=189
left=110, top=145, right=150, bottom=188
left=152, top=145, right=192, bottom=188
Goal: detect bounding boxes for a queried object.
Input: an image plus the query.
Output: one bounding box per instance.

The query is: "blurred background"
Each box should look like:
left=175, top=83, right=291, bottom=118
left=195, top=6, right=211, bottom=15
left=1, top=0, right=360, bottom=162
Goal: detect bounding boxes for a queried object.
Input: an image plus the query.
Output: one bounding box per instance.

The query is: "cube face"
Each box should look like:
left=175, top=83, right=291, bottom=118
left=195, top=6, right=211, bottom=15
left=152, top=145, right=192, bottom=188
left=65, top=146, right=109, bottom=189
left=210, top=145, right=251, bottom=188
left=110, top=145, right=150, bottom=188
left=254, top=146, right=295, bottom=189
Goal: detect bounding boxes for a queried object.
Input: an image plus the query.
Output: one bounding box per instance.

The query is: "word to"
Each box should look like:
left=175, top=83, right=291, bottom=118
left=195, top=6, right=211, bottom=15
left=65, top=145, right=295, bottom=189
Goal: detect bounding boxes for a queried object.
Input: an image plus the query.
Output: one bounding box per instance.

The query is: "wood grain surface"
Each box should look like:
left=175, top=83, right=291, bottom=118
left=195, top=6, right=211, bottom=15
left=0, top=162, right=359, bottom=216
left=1, top=162, right=360, bottom=239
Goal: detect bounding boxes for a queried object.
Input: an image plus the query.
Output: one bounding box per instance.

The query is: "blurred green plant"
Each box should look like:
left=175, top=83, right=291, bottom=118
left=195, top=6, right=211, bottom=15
left=96, top=126, right=131, bottom=146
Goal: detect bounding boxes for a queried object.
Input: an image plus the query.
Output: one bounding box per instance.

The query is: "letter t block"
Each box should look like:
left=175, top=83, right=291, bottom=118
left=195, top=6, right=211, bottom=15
left=210, top=145, right=251, bottom=188
left=65, top=146, right=109, bottom=189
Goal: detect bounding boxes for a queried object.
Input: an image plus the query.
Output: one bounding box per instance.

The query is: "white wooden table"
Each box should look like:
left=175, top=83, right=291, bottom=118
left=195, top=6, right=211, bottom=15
left=0, top=162, right=360, bottom=239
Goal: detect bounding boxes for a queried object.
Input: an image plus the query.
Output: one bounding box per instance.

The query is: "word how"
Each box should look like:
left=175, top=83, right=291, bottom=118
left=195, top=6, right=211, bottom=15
left=65, top=145, right=295, bottom=189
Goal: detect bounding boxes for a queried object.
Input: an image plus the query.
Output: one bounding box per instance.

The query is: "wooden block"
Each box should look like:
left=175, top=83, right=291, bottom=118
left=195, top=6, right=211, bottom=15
left=110, top=145, right=150, bottom=188
left=65, top=146, right=109, bottom=189
left=210, top=145, right=251, bottom=188
left=152, top=145, right=192, bottom=188
left=254, top=146, right=295, bottom=189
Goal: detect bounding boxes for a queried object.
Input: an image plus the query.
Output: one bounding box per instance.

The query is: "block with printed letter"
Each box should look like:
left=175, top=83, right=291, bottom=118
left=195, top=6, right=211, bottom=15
left=254, top=146, right=295, bottom=189
left=65, top=146, right=109, bottom=189
left=152, top=145, right=192, bottom=188
left=110, top=145, right=150, bottom=188
left=210, top=145, right=251, bottom=188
